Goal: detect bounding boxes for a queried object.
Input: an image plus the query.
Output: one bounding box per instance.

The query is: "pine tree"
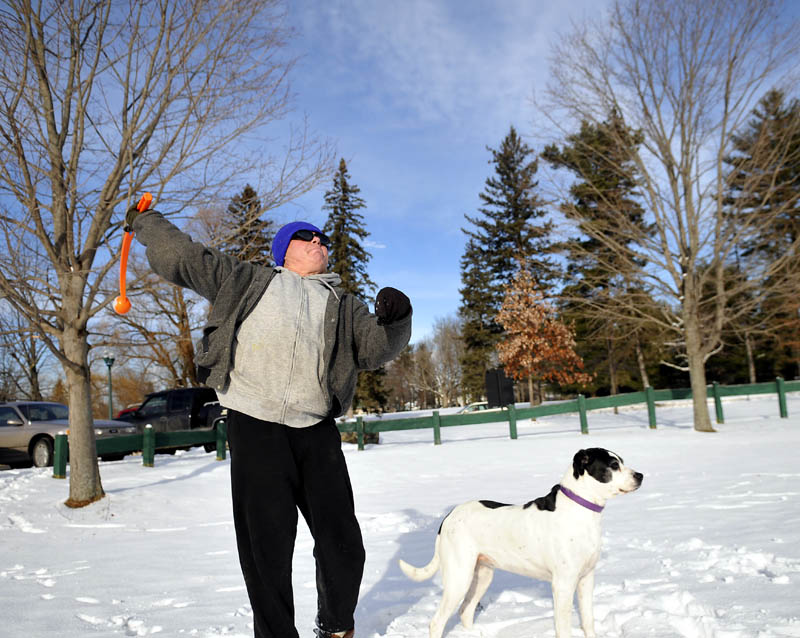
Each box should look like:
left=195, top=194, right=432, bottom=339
left=323, top=158, right=376, bottom=299
left=542, top=111, right=646, bottom=291
left=219, top=184, right=274, bottom=266
left=496, top=264, right=592, bottom=403
left=726, top=90, right=800, bottom=261
left=458, top=238, right=497, bottom=400
left=465, top=126, right=556, bottom=294
left=321, top=159, right=384, bottom=420
left=725, top=90, right=800, bottom=377
left=353, top=367, right=389, bottom=414
left=542, top=112, right=650, bottom=393
left=459, top=127, right=555, bottom=400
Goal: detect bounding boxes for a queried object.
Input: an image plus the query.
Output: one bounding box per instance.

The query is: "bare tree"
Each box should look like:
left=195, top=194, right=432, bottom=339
left=383, top=319, right=466, bottom=410
left=408, top=342, right=438, bottom=409
left=428, top=316, right=464, bottom=407
left=543, top=0, right=800, bottom=431
left=0, top=307, right=50, bottom=400
left=384, top=345, right=415, bottom=411
left=98, top=252, right=206, bottom=389
left=0, top=0, right=333, bottom=505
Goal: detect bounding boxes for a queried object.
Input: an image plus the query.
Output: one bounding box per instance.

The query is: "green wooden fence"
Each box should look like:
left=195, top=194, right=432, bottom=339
left=52, top=378, right=798, bottom=476
left=336, top=377, right=800, bottom=450
left=52, top=422, right=227, bottom=479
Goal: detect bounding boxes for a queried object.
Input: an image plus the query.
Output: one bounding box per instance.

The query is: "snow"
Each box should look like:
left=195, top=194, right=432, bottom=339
left=2, top=394, right=800, bottom=637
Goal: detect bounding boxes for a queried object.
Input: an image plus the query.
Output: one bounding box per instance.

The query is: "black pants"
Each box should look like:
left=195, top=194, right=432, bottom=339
left=227, top=410, right=365, bottom=638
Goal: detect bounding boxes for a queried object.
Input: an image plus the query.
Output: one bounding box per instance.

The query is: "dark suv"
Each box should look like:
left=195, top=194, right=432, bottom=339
left=116, top=387, right=222, bottom=434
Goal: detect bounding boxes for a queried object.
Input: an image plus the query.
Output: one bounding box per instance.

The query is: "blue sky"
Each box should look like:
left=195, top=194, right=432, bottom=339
left=272, top=1, right=609, bottom=343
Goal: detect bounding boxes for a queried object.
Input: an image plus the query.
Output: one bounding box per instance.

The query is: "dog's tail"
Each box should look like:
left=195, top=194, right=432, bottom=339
left=398, top=536, right=441, bottom=582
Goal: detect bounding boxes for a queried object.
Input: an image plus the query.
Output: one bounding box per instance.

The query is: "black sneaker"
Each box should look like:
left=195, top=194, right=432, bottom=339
left=314, top=629, right=354, bottom=638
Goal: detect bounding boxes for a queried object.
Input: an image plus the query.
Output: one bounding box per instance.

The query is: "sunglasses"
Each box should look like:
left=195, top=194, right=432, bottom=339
left=292, top=229, right=331, bottom=248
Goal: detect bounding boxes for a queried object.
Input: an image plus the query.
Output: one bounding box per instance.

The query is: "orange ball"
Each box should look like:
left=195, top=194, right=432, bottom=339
left=114, top=296, right=131, bottom=314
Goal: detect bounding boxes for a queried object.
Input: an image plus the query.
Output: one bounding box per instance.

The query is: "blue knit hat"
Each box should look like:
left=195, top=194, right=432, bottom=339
left=271, top=221, right=324, bottom=267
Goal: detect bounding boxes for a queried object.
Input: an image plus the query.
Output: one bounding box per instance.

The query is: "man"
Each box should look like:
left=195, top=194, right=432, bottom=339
left=126, top=207, right=412, bottom=638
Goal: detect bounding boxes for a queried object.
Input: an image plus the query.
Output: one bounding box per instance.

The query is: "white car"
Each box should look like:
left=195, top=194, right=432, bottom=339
left=457, top=401, right=504, bottom=414
left=0, top=401, right=137, bottom=467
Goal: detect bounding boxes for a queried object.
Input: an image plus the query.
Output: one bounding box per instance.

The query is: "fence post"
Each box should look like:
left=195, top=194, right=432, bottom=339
left=777, top=377, right=788, bottom=418
left=712, top=382, right=724, bottom=424
left=53, top=432, right=68, bottom=479
left=142, top=424, right=155, bottom=467
left=578, top=394, right=589, bottom=434
left=432, top=410, right=441, bottom=445
left=508, top=404, right=517, bottom=439
left=645, top=386, right=657, bottom=429
left=215, top=421, right=227, bottom=461
left=356, top=416, right=365, bottom=451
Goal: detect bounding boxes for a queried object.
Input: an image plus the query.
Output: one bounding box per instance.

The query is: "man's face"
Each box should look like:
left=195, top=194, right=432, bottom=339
left=283, top=233, right=329, bottom=276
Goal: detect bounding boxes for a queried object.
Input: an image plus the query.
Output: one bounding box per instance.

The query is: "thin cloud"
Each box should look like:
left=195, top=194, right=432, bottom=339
left=294, top=0, right=607, bottom=141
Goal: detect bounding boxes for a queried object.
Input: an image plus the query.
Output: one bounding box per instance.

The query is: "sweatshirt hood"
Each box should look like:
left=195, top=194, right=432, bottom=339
left=275, top=267, right=341, bottom=298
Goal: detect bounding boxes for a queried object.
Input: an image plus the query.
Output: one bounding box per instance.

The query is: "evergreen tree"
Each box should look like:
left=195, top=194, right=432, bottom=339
left=542, top=112, right=651, bottom=393
left=353, top=367, right=389, bottom=414
left=458, top=238, right=498, bottom=401
left=726, top=90, right=800, bottom=261
left=465, top=126, right=556, bottom=294
left=220, top=184, right=274, bottom=266
left=542, top=111, right=646, bottom=291
left=321, top=159, right=384, bottom=418
left=725, top=90, right=800, bottom=377
left=323, top=158, right=376, bottom=298
left=459, top=127, right=555, bottom=400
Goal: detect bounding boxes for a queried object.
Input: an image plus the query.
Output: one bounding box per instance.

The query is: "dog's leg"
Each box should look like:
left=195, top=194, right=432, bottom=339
left=458, top=563, right=493, bottom=629
left=576, top=570, right=596, bottom=638
left=429, top=554, right=476, bottom=638
left=551, top=576, right=578, bottom=638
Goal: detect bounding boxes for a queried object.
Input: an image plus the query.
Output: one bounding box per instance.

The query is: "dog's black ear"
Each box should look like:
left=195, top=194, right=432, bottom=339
left=573, top=449, right=589, bottom=479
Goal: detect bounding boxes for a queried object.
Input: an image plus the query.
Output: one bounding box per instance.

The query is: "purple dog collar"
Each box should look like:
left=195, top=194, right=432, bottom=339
left=560, top=485, right=604, bottom=513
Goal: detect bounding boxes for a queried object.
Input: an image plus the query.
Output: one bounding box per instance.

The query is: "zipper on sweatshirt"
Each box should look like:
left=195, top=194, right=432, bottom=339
left=279, top=278, right=307, bottom=423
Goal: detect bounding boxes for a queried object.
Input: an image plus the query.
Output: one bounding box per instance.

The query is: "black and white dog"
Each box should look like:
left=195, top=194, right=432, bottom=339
left=398, top=448, right=643, bottom=638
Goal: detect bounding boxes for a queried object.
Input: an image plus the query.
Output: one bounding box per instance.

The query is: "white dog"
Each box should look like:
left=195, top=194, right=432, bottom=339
left=398, top=448, right=643, bottom=638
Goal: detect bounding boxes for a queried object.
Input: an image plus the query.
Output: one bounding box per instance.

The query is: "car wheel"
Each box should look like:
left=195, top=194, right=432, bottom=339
left=31, top=437, right=54, bottom=468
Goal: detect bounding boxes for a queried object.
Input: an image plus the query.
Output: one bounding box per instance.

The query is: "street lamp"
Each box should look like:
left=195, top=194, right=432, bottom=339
left=102, top=350, right=115, bottom=420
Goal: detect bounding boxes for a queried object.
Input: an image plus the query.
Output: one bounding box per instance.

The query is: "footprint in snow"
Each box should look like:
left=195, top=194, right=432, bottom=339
left=7, top=514, right=45, bottom=534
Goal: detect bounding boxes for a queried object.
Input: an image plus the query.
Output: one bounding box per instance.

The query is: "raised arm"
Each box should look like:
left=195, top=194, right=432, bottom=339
left=132, top=210, right=241, bottom=303
left=353, top=287, right=413, bottom=370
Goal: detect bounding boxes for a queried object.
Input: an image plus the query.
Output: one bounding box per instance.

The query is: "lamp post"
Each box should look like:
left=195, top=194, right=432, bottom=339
left=102, top=351, right=115, bottom=420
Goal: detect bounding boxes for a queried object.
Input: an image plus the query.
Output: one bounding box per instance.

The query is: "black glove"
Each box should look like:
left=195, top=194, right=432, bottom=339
left=375, top=287, right=411, bottom=326
left=124, top=204, right=155, bottom=232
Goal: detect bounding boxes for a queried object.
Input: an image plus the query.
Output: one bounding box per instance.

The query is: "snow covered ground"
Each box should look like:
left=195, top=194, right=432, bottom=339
left=2, top=394, right=800, bottom=637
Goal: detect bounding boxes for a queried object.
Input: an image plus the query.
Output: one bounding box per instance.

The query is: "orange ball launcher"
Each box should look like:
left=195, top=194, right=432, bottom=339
left=114, top=192, right=152, bottom=314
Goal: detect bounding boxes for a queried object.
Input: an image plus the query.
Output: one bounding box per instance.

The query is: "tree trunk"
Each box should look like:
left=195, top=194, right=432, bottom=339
left=744, top=332, right=757, bottom=384
left=28, top=362, right=43, bottom=401
left=635, top=336, right=650, bottom=389
left=528, top=374, right=535, bottom=407
left=607, top=335, right=619, bottom=414
left=63, top=329, right=105, bottom=508
left=686, top=320, right=715, bottom=432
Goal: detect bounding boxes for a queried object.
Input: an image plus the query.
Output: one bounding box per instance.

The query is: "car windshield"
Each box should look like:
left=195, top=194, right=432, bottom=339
left=17, top=403, right=69, bottom=421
